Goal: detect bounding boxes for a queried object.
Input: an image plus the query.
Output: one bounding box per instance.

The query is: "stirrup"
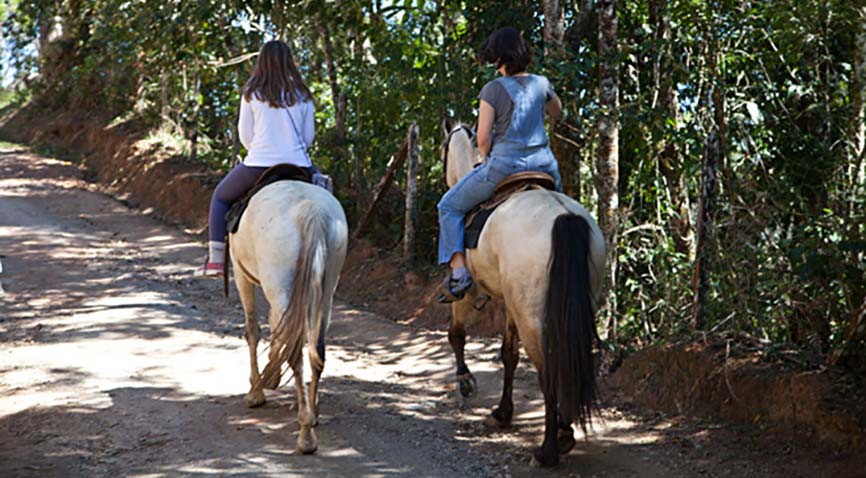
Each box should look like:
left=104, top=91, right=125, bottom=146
left=436, top=274, right=473, bottom=304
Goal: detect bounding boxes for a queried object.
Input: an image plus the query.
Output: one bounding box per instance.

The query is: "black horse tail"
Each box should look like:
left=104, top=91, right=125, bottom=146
left=543, top=213, right=598, bottom=433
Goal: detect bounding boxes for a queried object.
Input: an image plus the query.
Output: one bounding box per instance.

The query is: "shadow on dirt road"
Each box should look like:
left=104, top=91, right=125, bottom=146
left=2, top=144, right=862, bottom=478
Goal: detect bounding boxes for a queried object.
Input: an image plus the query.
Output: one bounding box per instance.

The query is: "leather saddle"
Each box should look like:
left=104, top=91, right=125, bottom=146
left=225, top=164, right=312, bottom=235
left=464, top=171, right=556, bottom=249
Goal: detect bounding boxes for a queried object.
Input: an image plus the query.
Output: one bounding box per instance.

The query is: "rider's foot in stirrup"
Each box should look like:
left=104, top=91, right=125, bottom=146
left=193, top=261, right=224, bottom=279
left=437, top=273, right=474, bottom=303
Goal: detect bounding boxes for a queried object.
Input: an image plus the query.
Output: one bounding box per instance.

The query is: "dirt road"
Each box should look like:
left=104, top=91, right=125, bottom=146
left=1, top=143, right=860, bottom=478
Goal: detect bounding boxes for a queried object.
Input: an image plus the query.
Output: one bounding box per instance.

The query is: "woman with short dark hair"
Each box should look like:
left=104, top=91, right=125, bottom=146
left=437, top=27, right=563, bottom=301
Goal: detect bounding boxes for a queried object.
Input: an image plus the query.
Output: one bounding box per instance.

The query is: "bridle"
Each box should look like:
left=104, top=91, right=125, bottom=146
left=441, top=124, right=477, bottom=188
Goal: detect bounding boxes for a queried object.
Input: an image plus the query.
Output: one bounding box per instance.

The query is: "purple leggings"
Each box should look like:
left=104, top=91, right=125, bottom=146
left=208, top=164, right=268, bottom=241
left=209, top=163, right=319, bottom=241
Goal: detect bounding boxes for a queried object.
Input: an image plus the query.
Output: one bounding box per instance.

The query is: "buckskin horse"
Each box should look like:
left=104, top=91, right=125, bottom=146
left=440, top=120, right=606, bottom=467
left=227, top=173, right=348, bottom=455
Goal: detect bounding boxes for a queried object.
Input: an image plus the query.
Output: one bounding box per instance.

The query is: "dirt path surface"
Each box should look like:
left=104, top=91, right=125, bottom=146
left=1, top=143, right=862, bottom=478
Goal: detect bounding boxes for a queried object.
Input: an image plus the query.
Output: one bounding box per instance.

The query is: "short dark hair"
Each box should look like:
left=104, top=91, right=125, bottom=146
left=478, top=28, right=533, bottom=75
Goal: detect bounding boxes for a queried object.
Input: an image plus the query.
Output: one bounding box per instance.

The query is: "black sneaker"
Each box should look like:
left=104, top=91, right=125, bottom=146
left=436, top=274, right=474, bottom=303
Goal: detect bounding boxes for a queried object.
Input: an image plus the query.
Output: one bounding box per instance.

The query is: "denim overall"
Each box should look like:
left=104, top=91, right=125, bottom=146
left=437, top=75, right=563, bottom=264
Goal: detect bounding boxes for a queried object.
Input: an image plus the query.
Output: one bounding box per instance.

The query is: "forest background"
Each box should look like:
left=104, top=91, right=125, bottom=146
left=1, top=0, right=864, bottom=369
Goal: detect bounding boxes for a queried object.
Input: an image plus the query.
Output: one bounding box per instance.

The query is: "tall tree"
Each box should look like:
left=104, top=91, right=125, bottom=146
left=596, top=0, right=620, bottom=337
left=542, top=0, right=564, bottom=54
left=691, top=3, right=726, bottom=332
left=850, top=6, right=866, bottom=215
left=651, top=0, right=692, bottom=256
left=568, top=0, right=597, bottom=49
left=543, top=0, right=578, bottom=198
left=320, top=22, right=347, bottom=147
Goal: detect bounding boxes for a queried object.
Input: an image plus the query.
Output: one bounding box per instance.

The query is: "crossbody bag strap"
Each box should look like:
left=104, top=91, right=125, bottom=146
left=285, top=102, right=312, bottom=164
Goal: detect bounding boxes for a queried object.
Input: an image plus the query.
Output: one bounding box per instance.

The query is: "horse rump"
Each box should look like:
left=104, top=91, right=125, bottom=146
left=543, top=213, right=598, bottom=433
left=254, top=201, right=328, bottom=393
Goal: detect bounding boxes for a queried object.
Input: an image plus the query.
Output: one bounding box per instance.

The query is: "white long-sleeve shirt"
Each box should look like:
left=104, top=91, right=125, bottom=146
left=238, top=94, right=315, bottom=168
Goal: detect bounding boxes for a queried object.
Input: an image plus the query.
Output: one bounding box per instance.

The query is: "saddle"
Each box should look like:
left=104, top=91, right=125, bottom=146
left=225, top=164, right=312, bottom=235
left=464, top=171, right=556, bottom=249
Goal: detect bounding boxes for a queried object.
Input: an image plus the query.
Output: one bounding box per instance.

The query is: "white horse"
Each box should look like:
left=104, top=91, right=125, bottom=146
left=441, top=122, right=606, bottom=467
left=228, top=180, right=347, bottom=455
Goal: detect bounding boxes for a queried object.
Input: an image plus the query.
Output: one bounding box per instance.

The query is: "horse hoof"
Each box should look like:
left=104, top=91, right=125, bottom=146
left=531, top=446, right=559, bottom=468
left=484, top=408, right=512, bottom=429
left=457, top=373, right=477, bottom=398
left=297, top=442, right=318, bottom=455
left=297, top=428, right=318, bottom=455
left=558, top=433, right=576, bottom=455
left=484, top=414, right=509, bottom=429
left=245, top=391, right=265, bottom=408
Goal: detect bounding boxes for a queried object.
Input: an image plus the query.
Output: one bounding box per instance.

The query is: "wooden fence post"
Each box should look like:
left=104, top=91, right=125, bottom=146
left=403, top=122, right=420, bottom=263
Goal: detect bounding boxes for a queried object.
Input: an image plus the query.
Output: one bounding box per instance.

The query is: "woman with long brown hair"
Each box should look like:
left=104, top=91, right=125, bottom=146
left=195, top=40, right=323, bottom=278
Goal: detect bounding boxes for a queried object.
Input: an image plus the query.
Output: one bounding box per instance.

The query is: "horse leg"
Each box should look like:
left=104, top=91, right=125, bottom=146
left=503, top=290, right=560, bottom=467
left=449, top=297, right=477, bottom=398
left=292, top=356, right=318, bottom=454
left=515, top=310, right=565, bottom=466
left=263, top=293, right=290, bottom=390
left=485, top=317, right=519, bottom=428
left=307, top=292, right=331, bottom=426
left=237, top=274, right=265, bottom=408
left=307, top=343, right=323, bottom=427
left=530, top=388, right=561, bottom=467
left=557, top=413, right=576, bottom=455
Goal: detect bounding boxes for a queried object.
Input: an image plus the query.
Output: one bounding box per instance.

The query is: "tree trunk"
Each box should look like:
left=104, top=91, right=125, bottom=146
left=569, top=0, right=597, bottom=51
left=219, top=13, right=246, bottom=167
left=542, top=0, right=565, bottom=55
left=596, top=0, right=620, bottom=339
left=544, top=0, right=579, bottom=198
left=230, top=119, right=241, bottom=167
left=160, top=69, right=169, bottom=122
left=691, top=11, right=725, bottom=332
left=320, top=22, right=349, bottom=179
left=350, top=24, right=365, bottom=191
left=849, top=7, right=866, bottom=216
left=691, top=132, right=719, bottom=332
left=403, top=122, right=420, bottom=263
left=188, top=70, right=201, bottom=164
left=652, top=0, right=692, bottom=256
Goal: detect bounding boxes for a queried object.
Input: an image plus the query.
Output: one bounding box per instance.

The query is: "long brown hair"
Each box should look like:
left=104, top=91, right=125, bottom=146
left=242, top=40, right=312, bottom=108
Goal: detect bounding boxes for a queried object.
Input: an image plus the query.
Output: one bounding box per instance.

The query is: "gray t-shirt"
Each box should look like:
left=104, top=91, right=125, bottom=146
left=478, top=74, right=554, bottom=144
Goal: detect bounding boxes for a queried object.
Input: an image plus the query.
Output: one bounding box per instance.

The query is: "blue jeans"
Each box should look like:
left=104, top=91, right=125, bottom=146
left=437, top=149, right=562, bottom=264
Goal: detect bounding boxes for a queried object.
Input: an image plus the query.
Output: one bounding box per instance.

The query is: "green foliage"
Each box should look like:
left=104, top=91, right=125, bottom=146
left=3, top=0, right=864, bottom=359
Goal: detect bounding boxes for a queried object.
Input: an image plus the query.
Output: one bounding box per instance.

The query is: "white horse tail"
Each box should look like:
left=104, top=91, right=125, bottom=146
left=255, top=200, right=328, bottom=393
left=542, top=213, right=599, bottom=434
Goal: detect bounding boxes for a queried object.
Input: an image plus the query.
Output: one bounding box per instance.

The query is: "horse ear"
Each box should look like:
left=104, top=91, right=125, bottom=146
left=442, top=117, right=453, bottom=136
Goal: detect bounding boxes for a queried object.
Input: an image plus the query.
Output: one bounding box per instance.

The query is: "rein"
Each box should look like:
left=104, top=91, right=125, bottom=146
left=441, top=124, right=477, bottom=188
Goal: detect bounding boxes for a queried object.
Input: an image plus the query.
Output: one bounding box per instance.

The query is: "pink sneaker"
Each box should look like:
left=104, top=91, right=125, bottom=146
left=193, top=261, right=224, bottom=278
